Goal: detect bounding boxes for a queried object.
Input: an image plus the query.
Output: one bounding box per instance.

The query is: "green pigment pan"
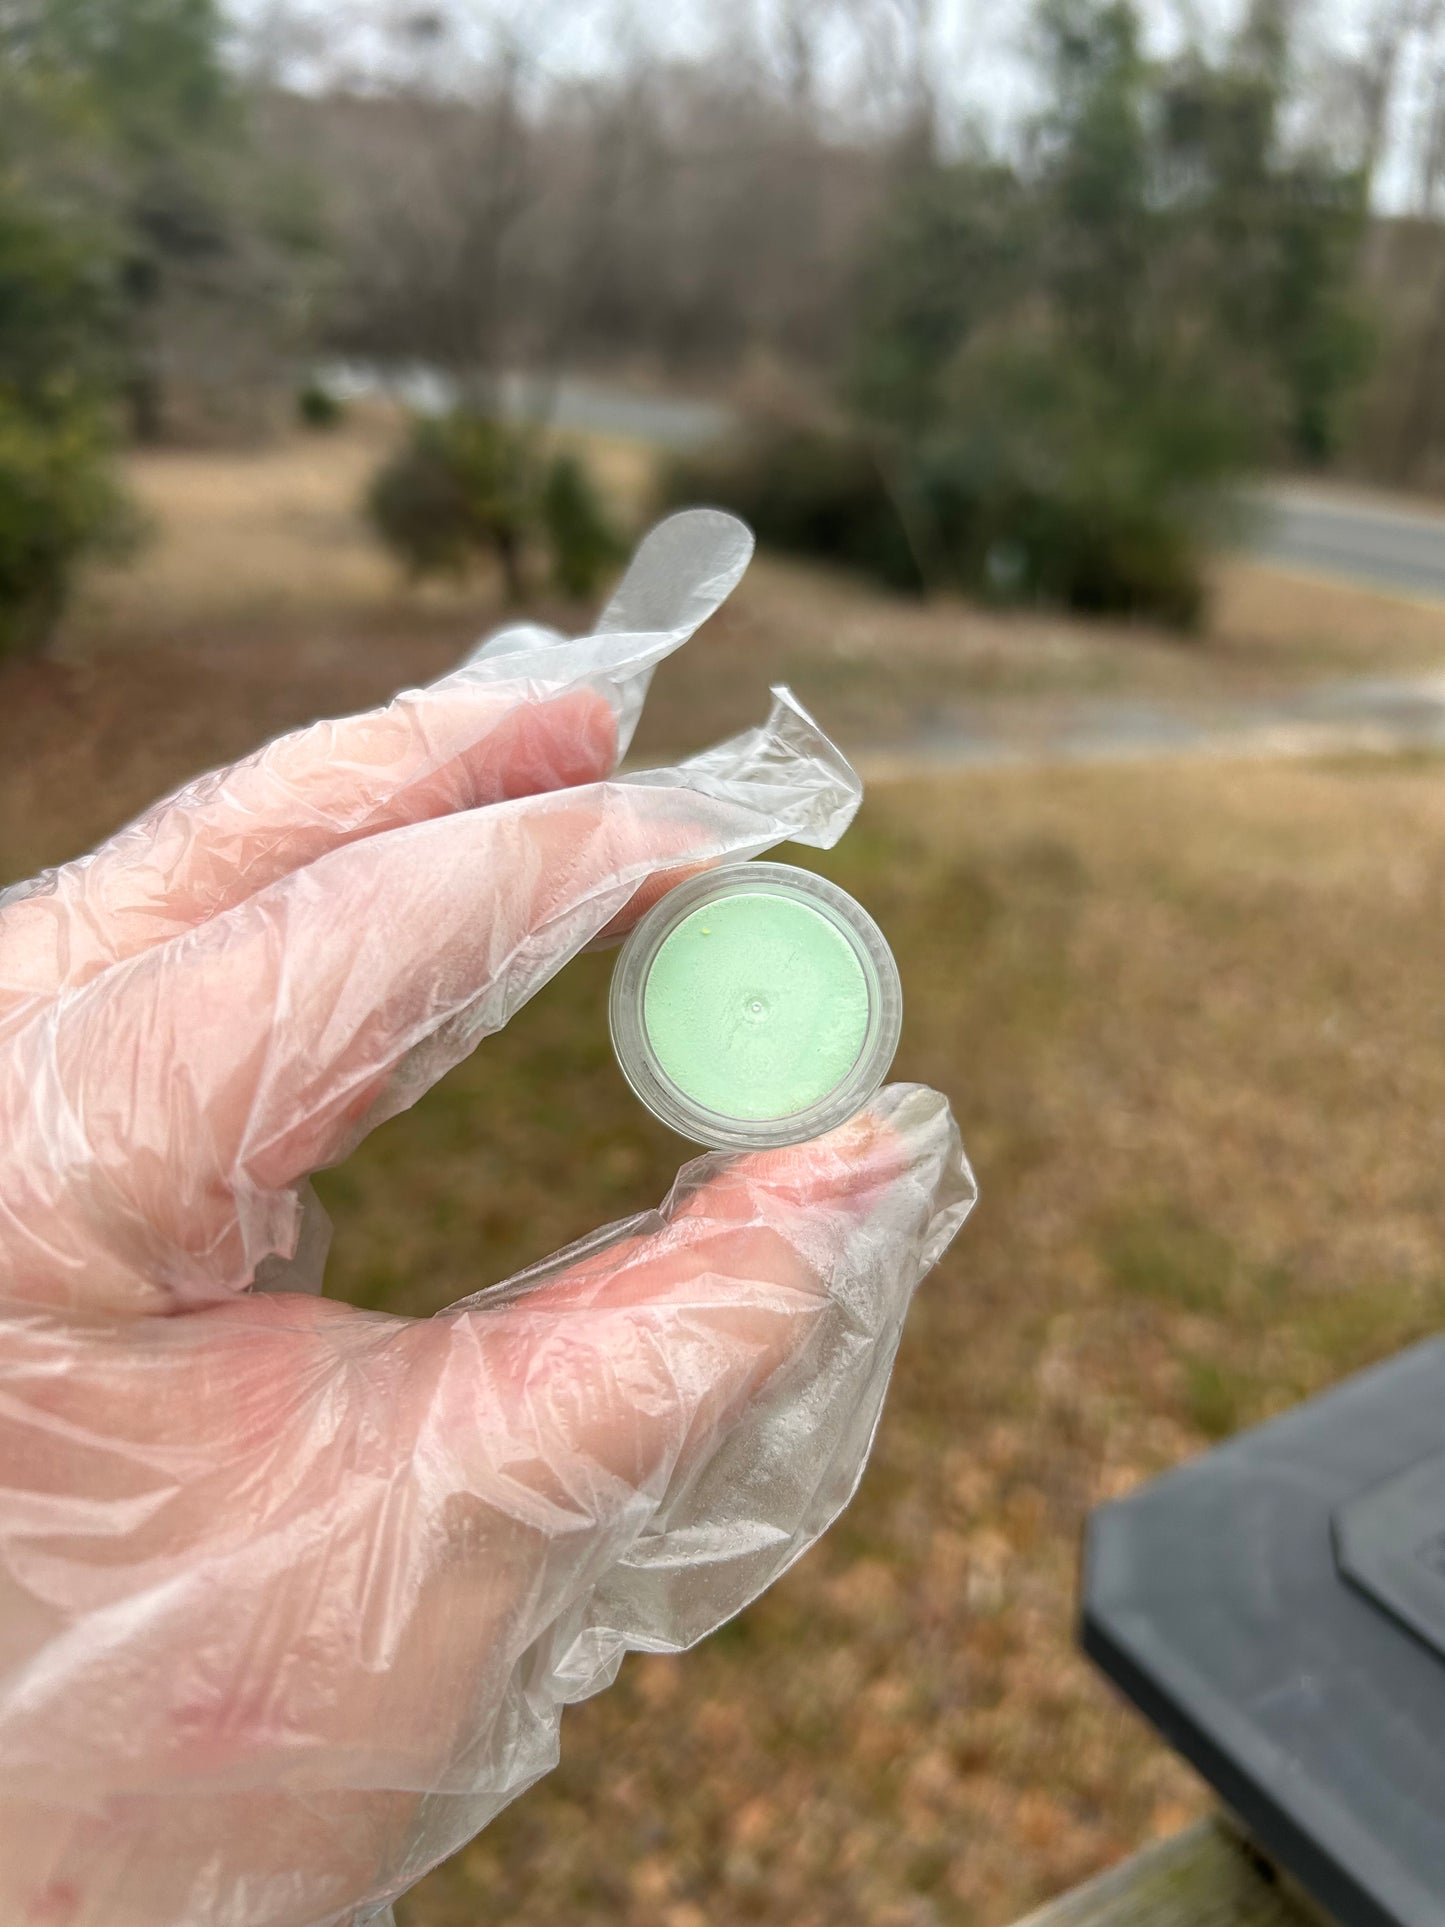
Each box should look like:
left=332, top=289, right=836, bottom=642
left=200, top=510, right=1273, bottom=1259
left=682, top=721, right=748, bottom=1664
left=610, top=863, right=903, bottom=1151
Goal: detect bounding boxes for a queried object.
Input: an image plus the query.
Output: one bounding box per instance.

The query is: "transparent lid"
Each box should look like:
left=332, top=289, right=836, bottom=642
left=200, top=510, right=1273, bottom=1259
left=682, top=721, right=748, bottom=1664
left=610, top=862, right=903, bottom=1152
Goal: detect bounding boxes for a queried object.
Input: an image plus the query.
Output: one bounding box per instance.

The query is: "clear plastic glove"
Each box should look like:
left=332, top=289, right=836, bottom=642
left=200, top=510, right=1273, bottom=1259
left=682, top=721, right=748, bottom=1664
left=0, top=513, right=975, bottom=1927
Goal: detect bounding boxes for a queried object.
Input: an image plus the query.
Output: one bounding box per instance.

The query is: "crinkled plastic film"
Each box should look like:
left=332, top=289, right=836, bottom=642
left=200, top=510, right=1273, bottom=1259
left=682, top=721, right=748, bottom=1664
left=0, top=513, right=975, bottom=1925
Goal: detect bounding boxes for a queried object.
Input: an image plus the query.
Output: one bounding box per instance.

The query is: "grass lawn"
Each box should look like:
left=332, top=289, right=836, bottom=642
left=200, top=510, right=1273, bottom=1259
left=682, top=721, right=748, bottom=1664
left=331, top=754, right=1443, bottom=1927
left=6, top=426, right=1445, bottom=1924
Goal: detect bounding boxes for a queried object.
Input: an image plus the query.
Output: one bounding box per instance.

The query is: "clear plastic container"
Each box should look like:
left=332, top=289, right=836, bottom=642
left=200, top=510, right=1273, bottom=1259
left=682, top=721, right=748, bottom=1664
left=610, top=862, right=903, bottom=1152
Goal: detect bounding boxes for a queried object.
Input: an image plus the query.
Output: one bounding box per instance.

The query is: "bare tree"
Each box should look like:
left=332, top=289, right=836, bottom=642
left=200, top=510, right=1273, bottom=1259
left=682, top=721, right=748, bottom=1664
left=1361, top=0, right=1423, bottom=189
left=895, top=0, right=940, bottom=162
left=301, top=2, right=556, bottom=410
left=772, top=0, right=835, bottom=122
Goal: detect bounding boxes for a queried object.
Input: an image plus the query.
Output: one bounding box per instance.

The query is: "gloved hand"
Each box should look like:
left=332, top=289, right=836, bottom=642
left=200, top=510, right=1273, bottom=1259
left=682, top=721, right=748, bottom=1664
left=0, top=513, right=975, bottom=1927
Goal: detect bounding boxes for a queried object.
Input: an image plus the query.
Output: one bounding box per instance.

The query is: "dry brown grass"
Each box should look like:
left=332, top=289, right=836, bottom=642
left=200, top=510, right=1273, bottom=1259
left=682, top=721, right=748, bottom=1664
left=38, top=417, right=1445, bottom=776
left=63, top=413, right=659, bottom=658
left=7, top=431, right=1445, bottom=1927
left=1211, top=556, right=1445, bottom=676
left=65, top=409, right=485, bottom=655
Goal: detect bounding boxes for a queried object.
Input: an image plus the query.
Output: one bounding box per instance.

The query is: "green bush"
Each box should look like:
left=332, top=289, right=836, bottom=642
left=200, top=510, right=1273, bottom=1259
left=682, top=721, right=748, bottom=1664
left=367, top=412, right=533, bottom=598
left=0, top=396, right=134, bottom=659
left=914, top=336, right=1247, bottom=626
left=664, top=351, right=1237, bottom=628
left=297, top=379, right=345, bottom=430
left=540, top=453, right=624, bottom=600
left=665, top=425, right=923, bottom=593
left=0, top=192, right=134, bottom=660
left=368, top=413, right=621, bottom=603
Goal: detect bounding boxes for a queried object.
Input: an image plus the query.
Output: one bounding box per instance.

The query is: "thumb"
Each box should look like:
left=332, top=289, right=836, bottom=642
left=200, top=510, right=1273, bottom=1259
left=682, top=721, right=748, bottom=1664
left=403, top=1084, right=976, bottom=1738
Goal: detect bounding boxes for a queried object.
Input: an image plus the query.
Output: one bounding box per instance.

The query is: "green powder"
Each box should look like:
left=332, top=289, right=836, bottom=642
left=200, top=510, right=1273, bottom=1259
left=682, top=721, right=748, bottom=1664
left=642, top=892, right=871, bottom=1122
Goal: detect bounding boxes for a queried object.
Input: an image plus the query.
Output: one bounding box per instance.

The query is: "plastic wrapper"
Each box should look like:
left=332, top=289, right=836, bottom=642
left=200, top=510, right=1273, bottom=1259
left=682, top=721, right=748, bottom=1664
left=0, top=513, right=976, bottom=1925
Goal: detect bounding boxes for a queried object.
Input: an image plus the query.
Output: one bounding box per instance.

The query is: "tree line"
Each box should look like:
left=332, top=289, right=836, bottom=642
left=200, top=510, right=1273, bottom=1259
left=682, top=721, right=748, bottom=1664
left=6, top=0, right=1445, bottom=649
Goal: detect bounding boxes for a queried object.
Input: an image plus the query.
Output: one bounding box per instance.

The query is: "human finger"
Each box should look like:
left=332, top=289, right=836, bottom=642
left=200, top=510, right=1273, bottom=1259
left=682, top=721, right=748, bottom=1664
left=0, top=694, right=859, bottom=1313
left=0, top=510, right=754, bottom=1018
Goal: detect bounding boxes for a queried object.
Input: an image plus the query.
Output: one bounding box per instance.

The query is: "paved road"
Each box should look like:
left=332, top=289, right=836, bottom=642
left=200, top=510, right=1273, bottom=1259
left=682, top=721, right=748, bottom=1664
left=1246, top=484, right=1445, bottom=602
left=327, top=363, right=734, bottom=451
left=500, top=375, right=732, bottom=451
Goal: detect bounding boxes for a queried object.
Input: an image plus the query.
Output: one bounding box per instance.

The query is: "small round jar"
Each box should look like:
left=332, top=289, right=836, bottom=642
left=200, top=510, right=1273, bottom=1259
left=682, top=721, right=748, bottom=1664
left=610, top=862, right=903, bottom=1152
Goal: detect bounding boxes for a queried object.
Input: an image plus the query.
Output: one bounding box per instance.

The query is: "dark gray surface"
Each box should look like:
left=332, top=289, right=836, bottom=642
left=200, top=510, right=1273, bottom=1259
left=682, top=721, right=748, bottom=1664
left=1248, top=489, right=1445, bottom=601
left=1083, top=1339, right=1445, bottom=1927
left=322, top=363, right=733, bottom=451
left=1335, top=1447, right=1445, bottom=1665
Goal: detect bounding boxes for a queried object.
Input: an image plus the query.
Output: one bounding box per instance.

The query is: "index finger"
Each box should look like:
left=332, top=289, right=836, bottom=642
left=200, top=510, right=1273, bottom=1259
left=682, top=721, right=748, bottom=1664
left=0, top=682, right=618, bottom=1015
left=0, top=510, right=756, bottom=1017
left=408, top=1085, right=975, bottom=1653
left=0, top=692, right=861, bottom=1314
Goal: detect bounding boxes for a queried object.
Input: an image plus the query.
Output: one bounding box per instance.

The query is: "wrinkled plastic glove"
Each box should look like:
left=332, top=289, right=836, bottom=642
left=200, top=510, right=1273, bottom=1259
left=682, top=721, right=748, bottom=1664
left=0, top=512, right=975, bottom=1927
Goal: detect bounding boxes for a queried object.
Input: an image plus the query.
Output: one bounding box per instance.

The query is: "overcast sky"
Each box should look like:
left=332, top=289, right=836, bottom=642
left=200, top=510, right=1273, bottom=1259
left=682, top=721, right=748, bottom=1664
left=507, top=0, right=1388, bottom=88
left=239, top=0, right=1433, bottom=209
